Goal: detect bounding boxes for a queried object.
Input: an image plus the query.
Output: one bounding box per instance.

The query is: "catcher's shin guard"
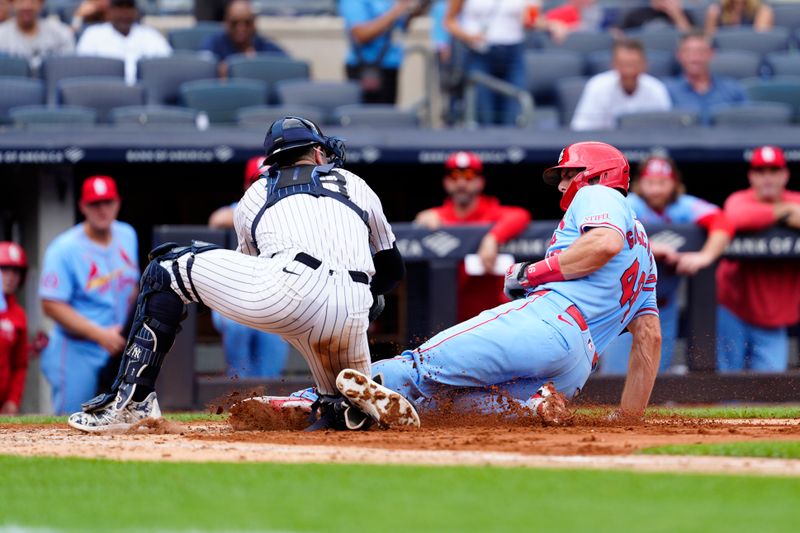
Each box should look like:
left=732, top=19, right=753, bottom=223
left=82, top=242, right=218, bottom=413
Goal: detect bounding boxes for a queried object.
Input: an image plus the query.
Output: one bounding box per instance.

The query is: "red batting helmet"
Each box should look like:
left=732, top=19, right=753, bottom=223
left=244, top=156, right=267, bottom=191
left=543, top=142, right=630, bottom=211
left=445, top=151, right=483, bottom=174
left=0, top=241, right=28, bottom=285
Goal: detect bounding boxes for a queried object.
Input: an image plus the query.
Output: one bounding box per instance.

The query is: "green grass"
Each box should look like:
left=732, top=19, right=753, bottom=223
left=1, top=456, right=798, bottom=532
left=645, top=405, right=800, bottom=419
left=0, top=412, right=226, bottom=425
left=641, top=441, right=800, bottom=460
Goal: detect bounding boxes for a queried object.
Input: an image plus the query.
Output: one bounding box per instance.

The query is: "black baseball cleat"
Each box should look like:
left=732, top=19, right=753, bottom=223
left=305, top=394, right=372, bottom=431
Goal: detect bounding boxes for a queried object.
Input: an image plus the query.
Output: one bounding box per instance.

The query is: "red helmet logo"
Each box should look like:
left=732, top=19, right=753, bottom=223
left=543, top=142, right=630, bottom=211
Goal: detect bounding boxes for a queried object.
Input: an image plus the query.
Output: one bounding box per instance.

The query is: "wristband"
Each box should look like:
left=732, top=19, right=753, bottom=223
left=524, top=255, right=565, bottom=287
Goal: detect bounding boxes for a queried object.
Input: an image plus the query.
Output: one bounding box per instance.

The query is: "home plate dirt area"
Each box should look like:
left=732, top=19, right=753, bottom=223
left=2, top=409, right=800, bottom=476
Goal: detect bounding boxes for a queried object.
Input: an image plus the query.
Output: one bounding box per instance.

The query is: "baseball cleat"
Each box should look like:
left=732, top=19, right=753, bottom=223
left=305, top=395, right=372, bottom=432
left=68, top=392, right=161, bottom=433
left=242, top=395, right=314, bottom=427
left=335, top=369, right=420, bottom=429
left=527, top=382, right=573, bottom=426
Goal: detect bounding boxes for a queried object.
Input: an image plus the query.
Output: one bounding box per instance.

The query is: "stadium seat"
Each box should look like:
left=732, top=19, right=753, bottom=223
left=167, top=22, right=223, bottom=51
left=180, top=79, right=268, bottom=123
left=0, top=77, right=44, bottom=124
left=713, top=28, right=791, bottom=55
left=138, top=55, right=218, bottom=105
left=522, top=106, right=561, bottom=130
left=765, top=51, right=800, bottom=77
left=332, top=104, right=419, bottom=127
left=709, top=50, right=762, bottom=80
left=9, top=105, right=97, bottom=127
left=545, top=31, right=614, bottom=54
left=624, top=27, right=680, bottom=52
left=236, top=105, right=325, bottom=128
left=742, top=76, right=800, bottom=120
left=0, top=56, right=30, bottom=77
left=772, top=4, right=800, bottom=32
left=711, top=102, right=793, bottom=127
left=274, top=80, right=361, bottom=123
left=227, top=54, right=311, bottom=103
left=110, top=105, right=198, bottom=126
left=523, top=30, right=549, bottom=49
left=524, top=49, right=584, bottom=107
left=555, top=76, right=588, bottom=126
left=586, top=49, right=675, bottom=78
left=618, top=110, right=699, bottom=129
left=42, top=55, right=125, bottom=104
left=58, top=77, right=145, bottom=123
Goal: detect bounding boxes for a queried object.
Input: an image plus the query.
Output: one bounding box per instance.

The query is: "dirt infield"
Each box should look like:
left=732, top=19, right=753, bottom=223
left=1, top=413, right=799, bottom=476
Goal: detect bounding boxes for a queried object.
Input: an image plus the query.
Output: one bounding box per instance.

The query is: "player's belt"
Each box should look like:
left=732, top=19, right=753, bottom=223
left=293, top=252, right=369, bottom=285
left=531, top=289, right=598, bottom=369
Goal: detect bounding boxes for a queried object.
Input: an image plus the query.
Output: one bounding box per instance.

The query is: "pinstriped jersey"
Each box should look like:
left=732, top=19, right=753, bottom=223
left=233, top=167, right=395, bottom=275
left=538, top=185, right=658, bottom=353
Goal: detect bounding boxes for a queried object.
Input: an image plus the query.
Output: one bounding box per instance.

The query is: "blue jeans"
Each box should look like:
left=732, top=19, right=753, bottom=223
left=466, top=43, right=525, bottom=125
left=716, top=305, right=788, bottom=372
left=211, top=311, right=289, bottom=378
left=600, top=297, right=677, bottom=375
left=372, top=291, right=595, bottom=414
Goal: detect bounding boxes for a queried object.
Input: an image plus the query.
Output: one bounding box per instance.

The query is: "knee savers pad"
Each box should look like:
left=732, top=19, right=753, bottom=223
left=149, top=240, right=222, bottom=306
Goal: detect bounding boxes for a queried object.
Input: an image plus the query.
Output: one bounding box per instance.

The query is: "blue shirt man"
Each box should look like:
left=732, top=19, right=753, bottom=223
left=666, top=30, right=748, bottom=125
left=39, top=176, right=139, bottom=414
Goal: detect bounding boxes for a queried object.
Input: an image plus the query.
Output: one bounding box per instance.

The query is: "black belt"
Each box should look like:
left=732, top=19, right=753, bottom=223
left=294, top=252, right=369, bottom=285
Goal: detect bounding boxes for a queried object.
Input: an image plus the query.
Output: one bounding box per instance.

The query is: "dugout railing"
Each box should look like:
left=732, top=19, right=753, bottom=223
left=152, top=223, right=800, bottom=409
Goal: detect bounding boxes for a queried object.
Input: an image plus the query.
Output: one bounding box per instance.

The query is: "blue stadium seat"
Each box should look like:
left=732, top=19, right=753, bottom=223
left=42, top=55, right=125, bottom=104
left=138, top=55, right=218, bottom=105
left=545, top=31, right=614, bottom=54
left=711, top=102, right=793, bottom=127
left=710, top=50, right=762, bottom=80
left=524, top=49, right=584, bottom=107
left=772, top=4, right=800, bottom=32
left=0, top=56, right=31, bottom=78
left=180, top=79, right=268, bottom=123
left=618, top=110, right=699, bottom=129
left=168, top=23, right=223, bottom=51
left=9, top=105, right=97, bottom=127
left=713, top=28, right=791, bottom=55
left=625, top=27, right=680, bottom=52
left=742, top=76, right=800, bottom=120
left=227, top=54, right=311, bottom=103
left=0, top=77, right=44, bottom=123
left=236, top=105, right=325, bottom=129
left=765, top=51, right=800, bottom=77
left=555, top=76, right=588, bottom=126
left=110, top=105, right=198, bottom=126
left=58, top=77, right=145, bottom=123
left=274, top=80, right=361, bottom=123
left=332, top=104, right=420, bottom=128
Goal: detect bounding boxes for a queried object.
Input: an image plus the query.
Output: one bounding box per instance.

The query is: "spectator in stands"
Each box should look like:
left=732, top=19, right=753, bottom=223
left=414, top=151, right=531, bottom=322
left=0, top=0, right=75, bottom=71
left=207, top=157, right=290, bottom=378
left=666, top=30, right=747, bottom=126
left=70, top=0, right=109, bottom=31
left=0, top=0, right=11, bottom=23
left=76, top=0, right=171, bottom=85
left=444, top=0, right=531, bottom=125
left=717, top=146, right=800, bottom=372
left=606, top=153, right=733, bottom=374
left=540, top=0, right=600, bottom=44
left=39, top=176, right=139, bottom=415
left=341, top=0, right=430, bottom=105
left=0, top=242, right=29, bottom=416
left=616, top=0, right=694, bottom=32
left=571, top=39, right=671, bottom=131
left=202, top=0, right=286, bottom=78
left=704, top=0, right=773, bottom=36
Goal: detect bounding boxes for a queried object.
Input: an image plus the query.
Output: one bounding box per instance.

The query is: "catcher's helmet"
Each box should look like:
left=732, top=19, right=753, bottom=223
left=0, top=241, right=28, bottom=285
left=543, top=141, right=630, bottom=211
left=263, top=116, right=346, bottom=167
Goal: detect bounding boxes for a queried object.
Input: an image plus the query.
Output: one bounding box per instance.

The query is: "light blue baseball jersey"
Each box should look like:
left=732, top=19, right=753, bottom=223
left=538, top=185, right=658, bottom=354
left=627, top=192, right=719, bottom=225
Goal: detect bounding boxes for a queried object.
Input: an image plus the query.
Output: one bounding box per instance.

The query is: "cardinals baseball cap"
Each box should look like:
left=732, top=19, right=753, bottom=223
left=640, top=157, right=676, bottom=180
left=445, top=151, right=483, bottom=173
left=80, top=176, right=120, bottom=204
left=751, top=146, right=786, bottom=169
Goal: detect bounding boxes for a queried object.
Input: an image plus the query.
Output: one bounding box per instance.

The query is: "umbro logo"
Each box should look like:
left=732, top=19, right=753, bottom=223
left=422, top=231, right=461, bottom=258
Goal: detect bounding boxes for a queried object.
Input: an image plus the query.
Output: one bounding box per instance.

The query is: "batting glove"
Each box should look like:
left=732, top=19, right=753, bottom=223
left=503, top=261, right=533, bottom=300
left=368, top=294, right=385, bottom=323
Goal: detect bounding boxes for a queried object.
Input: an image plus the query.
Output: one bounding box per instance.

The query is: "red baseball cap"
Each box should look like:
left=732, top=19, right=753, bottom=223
left=751, top=146, right=786, bottom=169
left=640, top=157, right=676, bottom=181
left=445, top=151, right=483, bottom=173
left=80, top=176, right=120, bottom=204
